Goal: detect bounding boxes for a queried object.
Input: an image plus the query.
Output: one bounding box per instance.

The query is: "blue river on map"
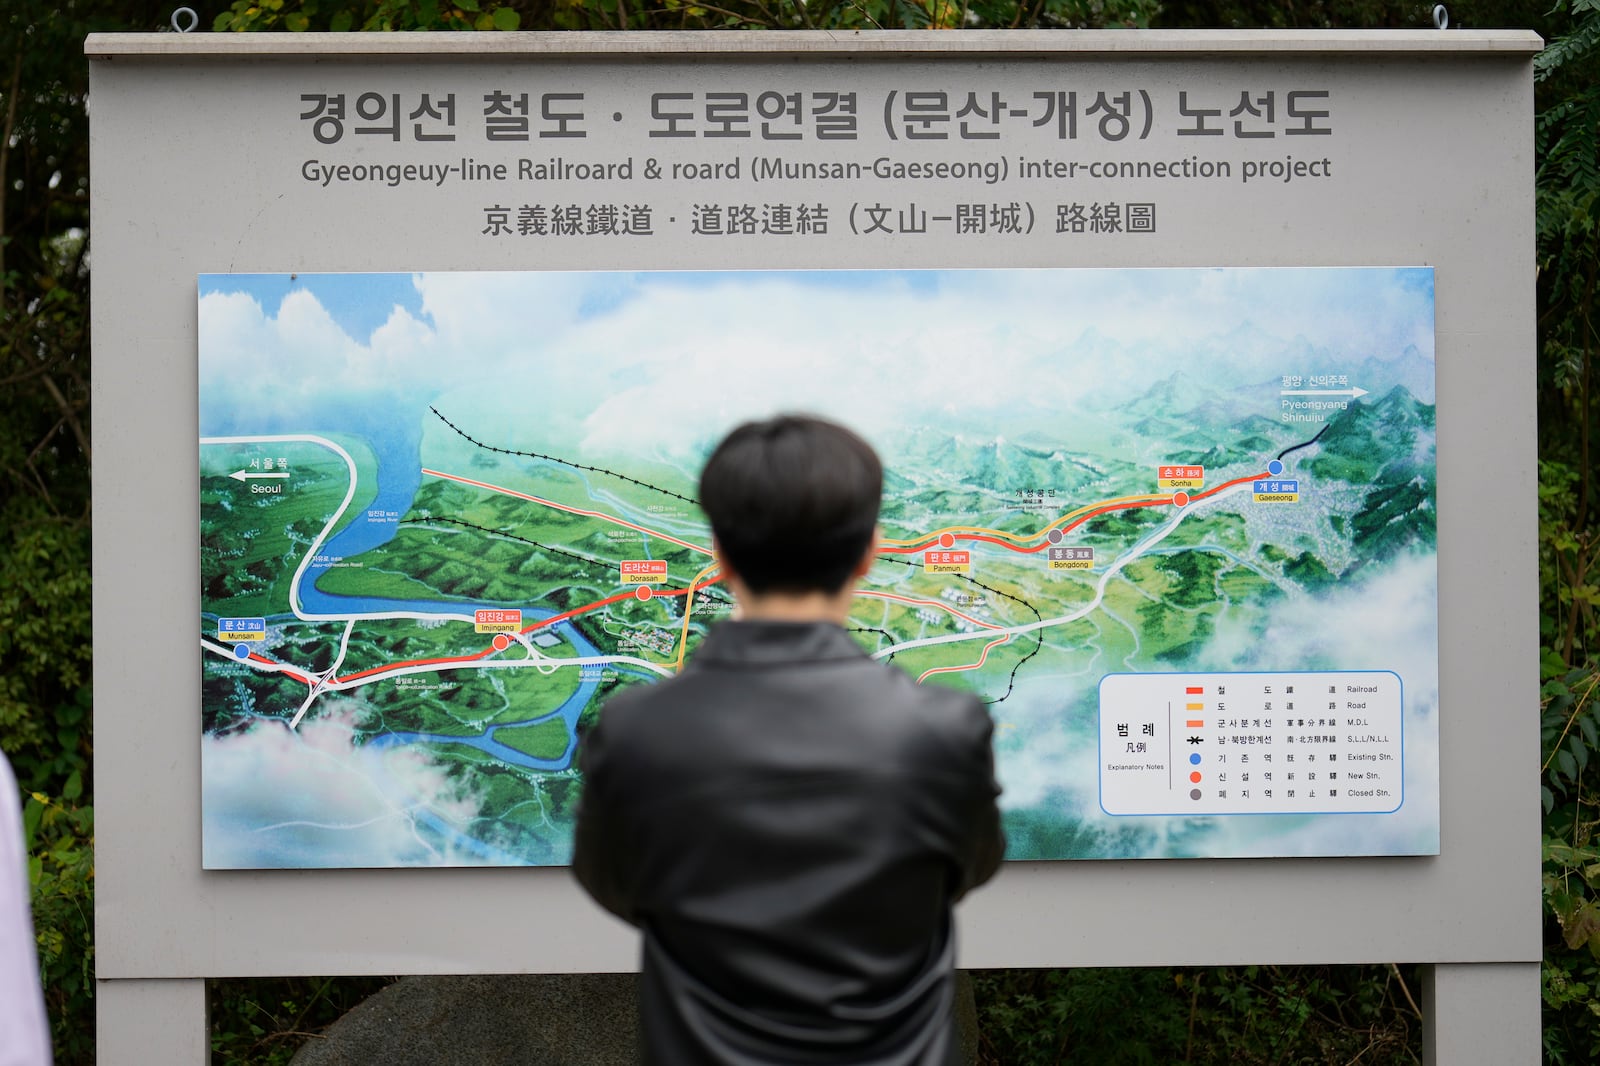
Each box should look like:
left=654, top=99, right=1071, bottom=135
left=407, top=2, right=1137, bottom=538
left=287, top=426, right=639, bottom=777
left=213, top=406, right=646, bottom=862
left=297, top=580, right=604, bottom=776
left=366, top=701, right=581, bottom=771
left=312, top=426, right=423, bottom=571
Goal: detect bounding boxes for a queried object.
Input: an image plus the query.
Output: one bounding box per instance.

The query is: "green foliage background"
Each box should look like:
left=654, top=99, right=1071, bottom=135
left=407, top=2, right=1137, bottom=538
left=0, top=0, right=1590, bottom=1061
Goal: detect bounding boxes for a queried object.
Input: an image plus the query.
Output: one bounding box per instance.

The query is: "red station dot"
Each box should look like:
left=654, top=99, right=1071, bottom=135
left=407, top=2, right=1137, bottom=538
left=939, top=533, right=956, bottom=548
left=1173, top=491, right=1190, bottom=508
left=635, top=585, right=653, bottom=601
left=492, top=634, right=511, bottom=651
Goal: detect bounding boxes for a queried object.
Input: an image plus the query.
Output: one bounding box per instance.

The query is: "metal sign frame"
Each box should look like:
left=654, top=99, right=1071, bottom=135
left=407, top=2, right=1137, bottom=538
left=87, top=30, right=1541, bottom=1063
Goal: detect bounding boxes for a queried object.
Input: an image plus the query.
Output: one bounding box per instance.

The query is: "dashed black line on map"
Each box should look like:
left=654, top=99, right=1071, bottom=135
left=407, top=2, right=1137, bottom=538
left=431, top=407, right=700, bottom=507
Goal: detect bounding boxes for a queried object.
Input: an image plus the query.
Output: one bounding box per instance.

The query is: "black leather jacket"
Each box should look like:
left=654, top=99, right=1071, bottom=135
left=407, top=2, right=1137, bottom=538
left=573, top=620, right=1005, bottom=1065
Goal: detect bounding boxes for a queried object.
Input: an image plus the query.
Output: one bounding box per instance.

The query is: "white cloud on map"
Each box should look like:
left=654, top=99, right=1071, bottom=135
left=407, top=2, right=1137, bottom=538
left=988, top=552, right=1440, bottom=858
left=1190, top=551, right=1441, bottom=856
left=199, top=287, right=441, bottom=430
left=200, top=267, right=1434, bottom=451
left=992, top=699, right=1087, bottom=813
left=569, top=268, right=1430, bottom=458
left=202, top=703, right=492, bottom=869
left=411, top=270, right=594, bottom=359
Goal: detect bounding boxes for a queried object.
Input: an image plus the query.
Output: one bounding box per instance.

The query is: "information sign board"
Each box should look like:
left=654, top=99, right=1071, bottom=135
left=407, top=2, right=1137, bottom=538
left=197, top=265, right=1439, bottom=867
left=89, top=35, right=1539, bottom=1015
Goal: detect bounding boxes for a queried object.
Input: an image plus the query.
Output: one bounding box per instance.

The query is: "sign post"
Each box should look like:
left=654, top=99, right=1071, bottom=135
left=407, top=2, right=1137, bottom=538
left=88, top=30, right=1541, bottom=1062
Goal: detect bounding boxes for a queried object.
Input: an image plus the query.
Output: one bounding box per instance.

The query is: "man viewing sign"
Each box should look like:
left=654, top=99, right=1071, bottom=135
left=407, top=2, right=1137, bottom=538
left=573, top=414, right=1005, bottom=1065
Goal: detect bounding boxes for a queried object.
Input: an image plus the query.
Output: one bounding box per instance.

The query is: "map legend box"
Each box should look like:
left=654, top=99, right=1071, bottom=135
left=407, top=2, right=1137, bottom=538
left=1098, top=671, right=1404, bottom=816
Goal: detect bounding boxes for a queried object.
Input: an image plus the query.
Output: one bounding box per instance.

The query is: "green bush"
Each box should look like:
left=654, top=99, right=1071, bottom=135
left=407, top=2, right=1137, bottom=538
left=209, top=976, right=394, bottom=1066
left=1540, top=665, right=1600, bottom=1063
left=973, top=964, right=1421, bottom=1065
left=22, top=789, right=95, bottom=1066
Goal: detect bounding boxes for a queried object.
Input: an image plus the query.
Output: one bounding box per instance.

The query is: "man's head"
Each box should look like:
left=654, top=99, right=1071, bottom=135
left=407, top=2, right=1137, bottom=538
left=699, top=414, right=882, bottom=596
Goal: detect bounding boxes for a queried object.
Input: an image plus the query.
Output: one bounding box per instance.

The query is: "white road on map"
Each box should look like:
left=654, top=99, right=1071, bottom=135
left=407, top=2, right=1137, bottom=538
left=203, top=435, right=1259, bottom=717
left=871, top=481, right=1254, bottom=661
left=201, top=435, right=679, bottom=727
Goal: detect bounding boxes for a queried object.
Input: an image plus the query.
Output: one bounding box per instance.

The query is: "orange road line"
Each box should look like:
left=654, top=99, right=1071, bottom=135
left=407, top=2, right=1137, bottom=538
left=246, top=653, right=312, bottom=687
left=916, top=634, right=1009, bottom=683
left=334, top=590, right=636, bottom=685
left=853, top=589, right=1004, bottom=631
left=1056, top=498, right=1170, bottom=536
left=878, top=472, right=1269, bottom=556
left=878, top=493, right=1169, bottom=549
left=322, top=468, right=1272, bottom=688
left=674, top=563, right=725, bottom=671
left=520, top=590, right=638, bottom=634
left=336, top=647, right=497, bottom=685
left=422, top=467, right=713, bottom=556
left=1192, top=471, right=1269, bottom=500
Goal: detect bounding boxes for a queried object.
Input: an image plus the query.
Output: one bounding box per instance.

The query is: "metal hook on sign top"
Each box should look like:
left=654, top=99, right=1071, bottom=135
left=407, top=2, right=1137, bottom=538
left=1432, top=4, right=1449, bottom=30
left=172, top=7, right=199, bottom=32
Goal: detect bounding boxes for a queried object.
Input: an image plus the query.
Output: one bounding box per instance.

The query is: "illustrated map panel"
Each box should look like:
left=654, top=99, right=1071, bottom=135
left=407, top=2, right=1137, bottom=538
left=198, top=268, right=1439, bottom=867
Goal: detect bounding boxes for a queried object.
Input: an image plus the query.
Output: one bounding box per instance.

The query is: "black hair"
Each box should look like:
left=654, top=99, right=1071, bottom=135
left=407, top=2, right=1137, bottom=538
left=698, top=414, right=883, bottom=595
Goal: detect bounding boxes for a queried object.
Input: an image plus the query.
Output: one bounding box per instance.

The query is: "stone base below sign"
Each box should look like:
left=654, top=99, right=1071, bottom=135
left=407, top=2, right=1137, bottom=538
left=288, top=973, right=979, bottom=1065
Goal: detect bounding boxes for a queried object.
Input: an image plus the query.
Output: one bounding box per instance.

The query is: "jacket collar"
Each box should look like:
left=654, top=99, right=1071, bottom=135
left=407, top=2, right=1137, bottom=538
left=692, top=620, right=868, bottom=667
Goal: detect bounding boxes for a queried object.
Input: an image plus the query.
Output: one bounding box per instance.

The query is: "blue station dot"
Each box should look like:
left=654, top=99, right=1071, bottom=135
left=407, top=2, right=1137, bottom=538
left=233, top=642, right=252, bottom=660
left=1267, top=459, right=1285, bottom=476
left=1189, top=752, right=1202, bottom=765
